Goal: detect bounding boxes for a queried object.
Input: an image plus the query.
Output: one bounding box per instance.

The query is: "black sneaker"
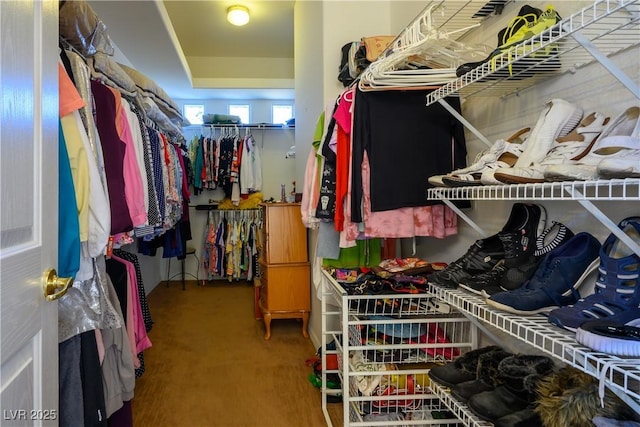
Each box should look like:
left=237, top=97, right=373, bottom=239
left=500, top=221, right=574, bottom=291
left=428, top=234, right=505, bottom=289
left=499, top=203, right=546, bottom=269
left=459, top=260, right=508, bottom=296
left=429, top=203, right=543, bottom=290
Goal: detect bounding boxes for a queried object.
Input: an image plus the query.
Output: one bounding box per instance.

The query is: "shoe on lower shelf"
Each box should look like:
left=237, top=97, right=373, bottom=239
left=487, top=232, right=601, bottom=315
left=575, top=317, right=640, bottom=357
left=467, top=354, right=554, bottom=422
left=428, top=345, right=504, bottom=388
left=547, top=216, right=640, bottom=331
left=493, top=112, right=607, bottom=184
left=544, top=105, right=640, bottom=181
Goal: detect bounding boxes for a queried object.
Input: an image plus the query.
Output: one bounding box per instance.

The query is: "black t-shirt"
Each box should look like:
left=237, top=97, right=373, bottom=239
left=351, top=87, right=467, bottom=222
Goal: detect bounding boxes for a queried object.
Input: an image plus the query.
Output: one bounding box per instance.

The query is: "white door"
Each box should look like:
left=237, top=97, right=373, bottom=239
left=1, top=1, right=60, bottom=425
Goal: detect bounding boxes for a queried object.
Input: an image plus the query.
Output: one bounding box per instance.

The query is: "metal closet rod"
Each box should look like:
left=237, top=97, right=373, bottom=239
left=201, top=123, right=294, bottom=129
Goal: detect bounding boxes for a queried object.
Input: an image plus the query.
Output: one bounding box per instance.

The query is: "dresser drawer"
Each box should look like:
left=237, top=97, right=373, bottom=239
left=259, top=262, right=310, bottom=311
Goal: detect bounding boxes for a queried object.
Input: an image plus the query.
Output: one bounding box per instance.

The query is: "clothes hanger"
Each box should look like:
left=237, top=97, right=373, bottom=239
left=358, top=4, right=486, bottom=91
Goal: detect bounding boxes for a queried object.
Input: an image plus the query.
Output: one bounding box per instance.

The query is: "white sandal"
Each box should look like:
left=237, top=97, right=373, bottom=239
left=438, top=127, right=530, bottom=187
left=544, top=106, right=640, bottom=181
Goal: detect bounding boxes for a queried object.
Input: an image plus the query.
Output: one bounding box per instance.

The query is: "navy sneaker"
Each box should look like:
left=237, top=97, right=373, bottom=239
left=547, top=217, right=640, bottom=331
left=500, top=221, right=575, bottom=291
left=487, top=232, right=601, bottom=315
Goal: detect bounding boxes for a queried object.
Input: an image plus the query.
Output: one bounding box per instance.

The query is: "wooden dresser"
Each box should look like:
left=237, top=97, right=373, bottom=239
left=258, top=203, right=310, bottom=340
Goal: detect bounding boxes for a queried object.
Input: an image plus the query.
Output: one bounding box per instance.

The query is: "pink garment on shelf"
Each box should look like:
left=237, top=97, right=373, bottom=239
left=341, top=153, right=457, bottom=246
left=111, top=255, right=152, bottom=360
left=333, top=88, right=354, bottom=134
left=301, top=147, right=320, bottom=228
left=108, top=88, right=147, bottom=227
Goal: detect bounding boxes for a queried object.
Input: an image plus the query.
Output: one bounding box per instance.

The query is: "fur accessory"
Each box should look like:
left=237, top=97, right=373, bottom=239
left=535, top=366, right=637, bottom=427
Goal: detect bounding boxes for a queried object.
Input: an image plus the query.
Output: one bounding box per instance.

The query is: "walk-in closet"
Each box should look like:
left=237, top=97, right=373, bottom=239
left=1, top=1, right=639, bottom=427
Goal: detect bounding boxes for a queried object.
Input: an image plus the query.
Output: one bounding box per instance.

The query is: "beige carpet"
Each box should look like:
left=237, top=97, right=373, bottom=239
left=132, top=280, right=342, bottom=427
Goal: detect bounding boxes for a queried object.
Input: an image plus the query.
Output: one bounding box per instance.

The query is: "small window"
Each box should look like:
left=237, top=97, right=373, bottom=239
left=183, top=104, right=204, bottom=125
left=228, top=104, right=250, bottom=124
left=272, top=104, right=293, bottom=125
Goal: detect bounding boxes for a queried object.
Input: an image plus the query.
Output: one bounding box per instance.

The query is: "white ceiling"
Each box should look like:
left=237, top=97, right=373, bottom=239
left=88, top=1, right=296, bottom=100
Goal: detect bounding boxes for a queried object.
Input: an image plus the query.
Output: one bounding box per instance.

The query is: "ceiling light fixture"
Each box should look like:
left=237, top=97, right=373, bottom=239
left=227, top=5, right=250, bottom=26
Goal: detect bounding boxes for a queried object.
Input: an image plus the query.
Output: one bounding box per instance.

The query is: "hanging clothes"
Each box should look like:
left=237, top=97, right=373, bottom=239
left=201, top=209, right=262, bottom=281
left=189, top=127, right=264, bottom=200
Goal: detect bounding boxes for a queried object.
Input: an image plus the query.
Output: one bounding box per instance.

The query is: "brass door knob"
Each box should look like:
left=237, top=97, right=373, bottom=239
left=43, top=268, right=72, bottom=301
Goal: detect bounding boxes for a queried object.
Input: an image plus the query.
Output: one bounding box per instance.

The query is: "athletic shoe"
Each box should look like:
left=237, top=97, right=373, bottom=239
left=427, top=234, right=505, bottom=289
left=440, top=128, right=530, bottom=187
left=429, top=203, right=543, bottom=289
left=498, top=203, right=546, bottom=268
left=575, top=317, right=640, bottom=357
left=455, top=5, right=543, bottom=77
left=545, top=106, right=640, bottom=181
left=459, top=260, right=508, bottom=296
left=500, top=221, right=575, bottom=291
left=460, top=203, right=548, bottom=296
left=547, top=217, right=640, bottom=331
left=492, top=112, right=607, bottom=184
left=494, top=99, right=583, bottom=182
left=487, top=232, right=601, bottom=315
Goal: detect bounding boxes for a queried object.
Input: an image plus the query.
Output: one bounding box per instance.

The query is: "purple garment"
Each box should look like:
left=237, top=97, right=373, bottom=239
left=91, top=80, right=133, bottom=234
left=107, top=400, right=132, bottom=427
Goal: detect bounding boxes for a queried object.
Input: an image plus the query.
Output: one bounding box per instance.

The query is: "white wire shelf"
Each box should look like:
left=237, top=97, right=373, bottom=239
left=427, top=284, right=640, bottom=406
left=426, top=178, right=640, bottom=201
left=425, top=0, right=640, bottom=105
left=429, top=382, right=493, bottom=427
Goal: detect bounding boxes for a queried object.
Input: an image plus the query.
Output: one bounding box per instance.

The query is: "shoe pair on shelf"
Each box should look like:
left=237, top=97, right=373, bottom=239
left=547, top=216, right=640, bottom=357
left=427, top=203, right=546, bottom=289
left=485, top=216, right=640, bottom=341
left=428, top=101, right=640, bottom=187
left=497, top=104, right=640, bottom=183
left=429, top=98, right=584, bottom=187
left=460, top=220, right=574, bottom=296
left=428, top=345, right=553, bottom=425
left=455, top=4, right=562, bottom=80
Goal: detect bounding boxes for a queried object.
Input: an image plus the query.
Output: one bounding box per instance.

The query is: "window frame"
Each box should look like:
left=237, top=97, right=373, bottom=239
left=271, top=104, right=294, bottom=125
left=183, top=103, right=205, bottom=125
left=228, top=104, right=251, bottom=124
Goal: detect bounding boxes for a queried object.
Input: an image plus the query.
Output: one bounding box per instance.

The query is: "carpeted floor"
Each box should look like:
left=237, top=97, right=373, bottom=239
left=132, top=280, right=342, bottom=427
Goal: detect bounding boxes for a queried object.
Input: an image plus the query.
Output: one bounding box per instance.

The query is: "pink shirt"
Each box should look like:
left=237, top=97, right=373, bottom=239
left=108, top=87, right=147, bottom=227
